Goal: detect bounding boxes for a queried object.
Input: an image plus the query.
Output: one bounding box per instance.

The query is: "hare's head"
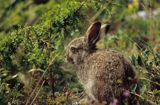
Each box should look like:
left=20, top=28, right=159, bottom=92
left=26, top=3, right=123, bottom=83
left=66, top=21, right=110, bottom=65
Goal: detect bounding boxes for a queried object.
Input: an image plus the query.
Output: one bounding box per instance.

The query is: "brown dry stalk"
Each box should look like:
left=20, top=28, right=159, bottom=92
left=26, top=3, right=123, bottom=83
left=25, top=57, right=56, bottom=105
left=29, top=80, right=45, bottom=105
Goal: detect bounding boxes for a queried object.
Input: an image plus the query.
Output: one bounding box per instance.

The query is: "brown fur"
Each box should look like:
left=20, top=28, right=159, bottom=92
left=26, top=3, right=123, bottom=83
left=66, top=22, right=136, bottom=105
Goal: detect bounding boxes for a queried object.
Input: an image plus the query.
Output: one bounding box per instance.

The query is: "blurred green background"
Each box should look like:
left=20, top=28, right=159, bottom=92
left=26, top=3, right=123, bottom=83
left=0, top=0, right=160, bottom=104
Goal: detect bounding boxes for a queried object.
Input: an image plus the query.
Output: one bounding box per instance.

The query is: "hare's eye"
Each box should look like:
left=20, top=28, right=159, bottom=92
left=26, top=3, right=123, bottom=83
left=70, top=47, right=78, bottom=54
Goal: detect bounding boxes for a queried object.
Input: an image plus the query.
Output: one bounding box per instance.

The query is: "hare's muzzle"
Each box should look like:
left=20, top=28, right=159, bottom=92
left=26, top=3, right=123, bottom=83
left=66, top=55, right=74, bottom=64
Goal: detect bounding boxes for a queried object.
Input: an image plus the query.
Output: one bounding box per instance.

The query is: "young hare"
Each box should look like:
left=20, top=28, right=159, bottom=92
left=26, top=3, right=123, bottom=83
left=66, top=22, right=136, bottom=105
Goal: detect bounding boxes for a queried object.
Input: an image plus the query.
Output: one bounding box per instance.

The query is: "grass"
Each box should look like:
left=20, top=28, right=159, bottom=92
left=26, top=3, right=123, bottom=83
left=0, top=0, right=160, bottom=105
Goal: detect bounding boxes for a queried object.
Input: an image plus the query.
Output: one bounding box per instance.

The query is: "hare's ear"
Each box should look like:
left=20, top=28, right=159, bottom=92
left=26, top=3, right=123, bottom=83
left=101, top=24, right=110, bottom=34
left=86, top=21, right=101, bottom=49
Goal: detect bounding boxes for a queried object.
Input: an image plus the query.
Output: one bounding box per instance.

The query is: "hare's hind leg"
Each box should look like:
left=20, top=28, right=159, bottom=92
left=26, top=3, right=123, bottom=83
left=95, top=76, right=108, bottom=105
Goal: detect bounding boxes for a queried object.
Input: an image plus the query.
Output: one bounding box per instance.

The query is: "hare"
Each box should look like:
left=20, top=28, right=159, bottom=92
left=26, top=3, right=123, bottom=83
left=66, top=22, right=136, bottom=105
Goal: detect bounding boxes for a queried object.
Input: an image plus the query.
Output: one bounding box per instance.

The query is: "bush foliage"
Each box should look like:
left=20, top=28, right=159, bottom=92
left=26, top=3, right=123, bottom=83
left=0, top=0, right=160, bottom=104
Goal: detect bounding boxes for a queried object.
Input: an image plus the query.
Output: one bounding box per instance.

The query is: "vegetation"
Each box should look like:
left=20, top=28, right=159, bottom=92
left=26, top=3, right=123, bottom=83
left=0, top=0, right=160, bottom=104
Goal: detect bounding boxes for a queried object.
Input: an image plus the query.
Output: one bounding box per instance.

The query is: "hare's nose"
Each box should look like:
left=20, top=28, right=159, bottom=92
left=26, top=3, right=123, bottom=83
left=67, top=56, right=74, bottom=64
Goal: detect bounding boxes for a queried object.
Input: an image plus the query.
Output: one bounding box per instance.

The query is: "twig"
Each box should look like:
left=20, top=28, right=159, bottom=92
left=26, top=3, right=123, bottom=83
left=90, top=0, right=121, bottom=22
left=25, top=57, right=56, bottom=105
left=25, top=69, right=47, bottom=105
left=48, top=58, right=56, bottom=98
left=131, top=92, right=157, bottom=105
left=140, top=77, right=160, bottom=86
left=29, top=80, right=45, bottom=105
left=90, top=6, right=107, bottom=22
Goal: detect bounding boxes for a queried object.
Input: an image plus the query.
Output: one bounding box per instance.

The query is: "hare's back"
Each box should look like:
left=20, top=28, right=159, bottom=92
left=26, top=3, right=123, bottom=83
left=87, top=49, right=126, bottom=85
left=88, top=49, right=125, bottom=71
left=86, top=50, right=128, bottom=101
